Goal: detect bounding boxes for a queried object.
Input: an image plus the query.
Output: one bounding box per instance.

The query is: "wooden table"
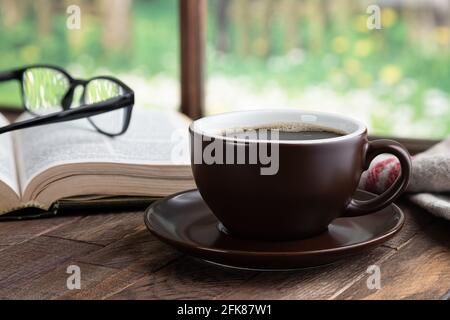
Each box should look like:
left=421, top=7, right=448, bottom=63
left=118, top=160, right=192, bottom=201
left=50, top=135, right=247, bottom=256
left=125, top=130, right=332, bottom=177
left=0, top=198, right=449, bottom=300
left=0, top=110, right=449, bottom=300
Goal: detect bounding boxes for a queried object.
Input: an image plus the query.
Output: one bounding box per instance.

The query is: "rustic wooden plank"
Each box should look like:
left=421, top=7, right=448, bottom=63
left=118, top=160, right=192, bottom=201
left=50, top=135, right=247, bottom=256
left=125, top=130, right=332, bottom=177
left=0, top=236, right=101, bottom=298
left=216, top=247, right=393, bottom=300
left=0, top=215, right=80, bottom=246
left=336, top=222, right=450, bottom=300
left=5, top=261, right=143, bottom=300
left=108, top=257, right=256, bottom=300
left=0, top=245, right=9, bottom=252
left=76, top=229, right=180, bottom=274
left=47, top=211, right=144, bottom=246
left=441, top=289, right=450, bottom=300
left=383, top=199, right=434, bottom=250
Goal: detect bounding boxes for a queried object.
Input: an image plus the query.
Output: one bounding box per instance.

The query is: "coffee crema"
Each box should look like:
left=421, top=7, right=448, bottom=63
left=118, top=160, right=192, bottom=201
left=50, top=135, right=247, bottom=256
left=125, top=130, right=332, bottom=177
left=221, top=123, right=345, bottom=141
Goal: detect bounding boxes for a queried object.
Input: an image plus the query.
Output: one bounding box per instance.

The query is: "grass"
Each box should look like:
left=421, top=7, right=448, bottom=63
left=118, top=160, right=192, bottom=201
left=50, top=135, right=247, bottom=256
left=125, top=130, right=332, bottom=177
left=0, top=0, right=448, bottom=138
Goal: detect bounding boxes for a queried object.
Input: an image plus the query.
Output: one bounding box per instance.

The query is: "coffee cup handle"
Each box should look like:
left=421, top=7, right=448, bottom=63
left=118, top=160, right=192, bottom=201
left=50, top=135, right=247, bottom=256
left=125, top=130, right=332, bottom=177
left=344, top=139, right=412, bottom=217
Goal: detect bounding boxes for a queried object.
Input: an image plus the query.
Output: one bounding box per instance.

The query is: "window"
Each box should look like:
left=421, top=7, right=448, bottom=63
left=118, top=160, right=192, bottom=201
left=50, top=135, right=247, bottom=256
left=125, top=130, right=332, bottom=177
left=206, top=0, right=450, bottom=139
left=1, top=0, right=448, bottom=140
left=0, top=0, right=180, bottom=111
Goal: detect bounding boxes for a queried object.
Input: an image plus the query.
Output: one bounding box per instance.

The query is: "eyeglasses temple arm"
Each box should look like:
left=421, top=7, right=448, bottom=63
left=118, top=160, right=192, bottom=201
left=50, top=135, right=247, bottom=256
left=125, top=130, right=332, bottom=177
left=0, top=70, right=20, bottom=82
left=0, top=95, right=132, bottom=135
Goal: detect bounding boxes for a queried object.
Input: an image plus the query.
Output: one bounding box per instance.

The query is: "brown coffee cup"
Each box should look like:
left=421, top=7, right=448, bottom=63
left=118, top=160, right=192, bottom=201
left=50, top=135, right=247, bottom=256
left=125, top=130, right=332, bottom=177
left=189, top=110, right=411, bottom=241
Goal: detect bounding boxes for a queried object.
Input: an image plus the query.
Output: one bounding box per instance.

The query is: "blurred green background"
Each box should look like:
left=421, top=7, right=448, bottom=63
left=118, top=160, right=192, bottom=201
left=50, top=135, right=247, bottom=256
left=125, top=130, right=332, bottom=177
left=0, top=0, right=449, bottom=138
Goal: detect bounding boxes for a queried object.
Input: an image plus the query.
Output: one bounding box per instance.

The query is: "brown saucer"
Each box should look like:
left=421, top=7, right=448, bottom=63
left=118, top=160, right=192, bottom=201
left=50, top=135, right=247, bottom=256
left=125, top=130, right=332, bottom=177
left=144, top=189, right=404, bottom=270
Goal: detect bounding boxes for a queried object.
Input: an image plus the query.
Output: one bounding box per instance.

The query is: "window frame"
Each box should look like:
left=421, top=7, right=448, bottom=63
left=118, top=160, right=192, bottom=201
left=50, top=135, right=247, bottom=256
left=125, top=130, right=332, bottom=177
left=179, top=0, right=205, bottom=120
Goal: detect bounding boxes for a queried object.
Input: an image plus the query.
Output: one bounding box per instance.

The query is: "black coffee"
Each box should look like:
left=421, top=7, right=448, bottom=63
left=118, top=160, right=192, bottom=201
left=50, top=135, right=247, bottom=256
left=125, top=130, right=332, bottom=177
left=223, top=124, right=345, bottom=141
left=272, top=130, right=342, bottom=140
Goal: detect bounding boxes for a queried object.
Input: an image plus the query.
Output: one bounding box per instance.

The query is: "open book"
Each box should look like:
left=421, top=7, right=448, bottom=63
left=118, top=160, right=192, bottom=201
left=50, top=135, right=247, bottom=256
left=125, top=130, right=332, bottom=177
left=0, top=108, right=195, bottom=215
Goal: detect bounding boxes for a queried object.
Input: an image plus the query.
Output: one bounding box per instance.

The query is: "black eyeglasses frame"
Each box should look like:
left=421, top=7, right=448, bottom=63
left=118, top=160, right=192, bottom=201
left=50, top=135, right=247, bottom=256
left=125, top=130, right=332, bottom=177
left=0, top=64, right=134, bottom=137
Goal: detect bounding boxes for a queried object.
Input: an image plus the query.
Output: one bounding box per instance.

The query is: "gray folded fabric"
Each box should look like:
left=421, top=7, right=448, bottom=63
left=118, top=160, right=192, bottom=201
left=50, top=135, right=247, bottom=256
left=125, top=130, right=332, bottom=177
left=409, top=193, right=450, bottom=220
left=359, top=136, right=450, bottom=220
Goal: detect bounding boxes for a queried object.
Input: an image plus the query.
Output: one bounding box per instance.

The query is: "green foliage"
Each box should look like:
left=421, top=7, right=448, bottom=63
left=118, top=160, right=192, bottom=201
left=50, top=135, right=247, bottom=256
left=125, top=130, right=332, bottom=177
left=0, top=0, right=448, bottom=137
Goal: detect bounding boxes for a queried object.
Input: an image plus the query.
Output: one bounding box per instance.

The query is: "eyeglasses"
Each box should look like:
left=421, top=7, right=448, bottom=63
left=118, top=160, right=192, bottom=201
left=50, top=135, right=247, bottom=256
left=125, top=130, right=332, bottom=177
left=0, top=64, right=134, bottom=137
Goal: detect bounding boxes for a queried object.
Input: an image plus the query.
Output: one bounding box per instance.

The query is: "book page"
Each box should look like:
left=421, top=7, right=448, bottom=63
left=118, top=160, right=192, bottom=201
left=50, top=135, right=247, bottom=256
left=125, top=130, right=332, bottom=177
left=14, top=108, right=192, bottom=191
left=0, top=113, right=19, bottom=195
